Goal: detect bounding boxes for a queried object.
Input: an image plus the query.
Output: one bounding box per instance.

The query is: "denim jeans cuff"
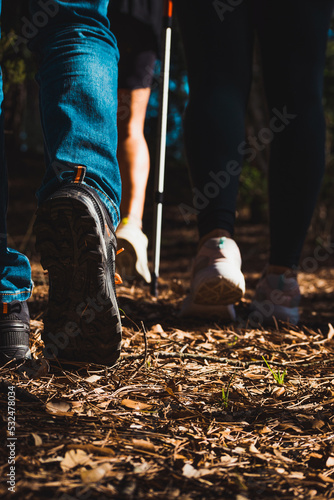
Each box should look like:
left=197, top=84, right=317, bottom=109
left=0, top=286, right=33, bottom=304
left=93, top=188, right=120, bottom=229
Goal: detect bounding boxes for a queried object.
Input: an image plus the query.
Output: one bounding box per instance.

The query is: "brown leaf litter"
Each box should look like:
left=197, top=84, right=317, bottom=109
left=0, top=297, right=334, bottom=499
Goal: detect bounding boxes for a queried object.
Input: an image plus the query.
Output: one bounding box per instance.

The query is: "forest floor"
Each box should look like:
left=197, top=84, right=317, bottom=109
left=0, top=153, right=334, bottom=499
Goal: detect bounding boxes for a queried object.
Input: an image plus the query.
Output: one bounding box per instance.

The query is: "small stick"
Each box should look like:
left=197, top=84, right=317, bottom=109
left=128, top=321, right=149, bottom=380
left=120, top=351, right=334, bottom=369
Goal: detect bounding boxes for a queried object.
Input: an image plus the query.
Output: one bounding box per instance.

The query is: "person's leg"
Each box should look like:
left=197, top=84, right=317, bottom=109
left=109, top=11, right=158, bottom=282
left=0, top=2, right=33, bottom=305
left=0, top=0, right=32, bottom=364
left=29, top=0, right=122, bottom=365
left=256, top=0, right=334, bottom=269
left=117, top=88, right=151, bottom=223
left=110, top=12, right=155, bottom=223
left=250, top=0, right=334, bottom=325
left=175, top=0, right=254, bottom=317
left=29, top=0, right=121, bottom=227
left=175, top=0, right=254, bottom=241
left=114, top=88, right=152, bottom=283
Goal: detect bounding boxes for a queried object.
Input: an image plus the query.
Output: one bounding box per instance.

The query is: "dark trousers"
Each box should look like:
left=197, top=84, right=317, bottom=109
left=175, top=0, right=334, bottom=267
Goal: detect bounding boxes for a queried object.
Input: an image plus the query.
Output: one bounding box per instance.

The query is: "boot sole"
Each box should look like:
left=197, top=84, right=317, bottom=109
left=34, top=196, right=121, bottom=366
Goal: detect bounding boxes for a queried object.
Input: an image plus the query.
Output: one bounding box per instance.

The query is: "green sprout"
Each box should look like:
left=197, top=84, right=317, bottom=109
left=221, top=375, right=235, bottom=409
left=262, top=356, right=287, bottom=385
left=228, top=335, right=238, bottom=347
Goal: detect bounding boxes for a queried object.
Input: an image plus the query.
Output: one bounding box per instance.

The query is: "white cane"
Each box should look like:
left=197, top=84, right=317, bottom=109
left=151, top=0, right=173, bottom=296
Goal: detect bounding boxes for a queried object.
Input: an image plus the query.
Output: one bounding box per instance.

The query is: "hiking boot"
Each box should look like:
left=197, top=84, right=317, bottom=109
left=116, top=218, right=151, bottom=283
left=34, top=181, right=122, bottom=366
left=249, top=269, right=301, bottom=325
left=0, top=301, right=31, bottom=366
left=180, top=236, right=245, bottom=320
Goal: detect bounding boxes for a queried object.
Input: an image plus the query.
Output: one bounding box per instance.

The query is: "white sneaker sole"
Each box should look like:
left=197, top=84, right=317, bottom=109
left=180, top=275, right=246, bottom=320
left=193, top=275, right=244, bottom=306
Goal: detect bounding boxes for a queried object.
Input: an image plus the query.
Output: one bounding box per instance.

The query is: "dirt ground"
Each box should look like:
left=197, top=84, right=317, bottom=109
left=0, top=153, right=334, bottom=499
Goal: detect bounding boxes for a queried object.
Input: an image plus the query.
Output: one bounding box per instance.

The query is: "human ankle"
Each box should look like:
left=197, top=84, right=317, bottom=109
left=121, top=214, right=142, bottom=229
left=266, top=264, right=298, bottom=278
left=198, top=229, right=232, bottom=250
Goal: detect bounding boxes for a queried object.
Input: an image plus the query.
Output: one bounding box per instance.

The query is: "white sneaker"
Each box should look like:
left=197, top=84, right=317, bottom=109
left=180, top=237, right=245, bottom=320
left=116, top=219, right=151, bottom=283
left=249, top=269, right=301, bottom=325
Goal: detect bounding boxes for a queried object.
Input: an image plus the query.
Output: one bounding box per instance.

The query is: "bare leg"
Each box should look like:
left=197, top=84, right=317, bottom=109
left=117, top=87, right=151, bottom=224
left=116, top=87, right=152, bottom=283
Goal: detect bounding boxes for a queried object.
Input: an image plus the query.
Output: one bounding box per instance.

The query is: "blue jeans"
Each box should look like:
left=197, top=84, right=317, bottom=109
left=0, top=0, right=121, bottom=304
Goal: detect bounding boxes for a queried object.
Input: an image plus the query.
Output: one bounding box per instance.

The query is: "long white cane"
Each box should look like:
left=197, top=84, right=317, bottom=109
left=151, top=0, right=173, bottom=296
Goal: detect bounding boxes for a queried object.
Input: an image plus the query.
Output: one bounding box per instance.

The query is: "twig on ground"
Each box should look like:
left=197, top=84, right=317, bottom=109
left=128, top=321, right=149, bottom=380
left=120, top=351, right=334, bottom=368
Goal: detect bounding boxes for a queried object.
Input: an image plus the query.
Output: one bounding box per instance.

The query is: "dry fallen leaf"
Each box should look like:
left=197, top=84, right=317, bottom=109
left=273, top=448, right=294, bottom=463
left=80, top=463, right=111, bottom=484
left=85, top=375, right=102, bottom=384
left=46, top=400, right=72, bottom=416
left=312, top=419, right=325, bottom=430
left=288, top=472, right=305, bottom=479
left=249, top=444, right=260, bottom=454
left=151, top=324, right=165, bottom=334
left=182, top=463, right=211, bottom=479
left=220, top=455, right=239, bottom=466
left=318, top=473, right=334, bottom=483
left=61, top=449, right=92, bottom=471
left=132, top=439, right=156, bottom=452
left=276, top=423, right=303, bottom=434
left=31, top=433, right=43, bottom=446
left=182, top=463, right=199, bottom=479
left=233, top=447, right=246, bottom=455
left=121, top=399, right=153, bottom=411
left=133, top=462, right=152, bottom=474
left=272, top=386, right=285, bottom=398
left=259, top=426, right=272, bottom=434
left=243, top=370, right=267, bottom=380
